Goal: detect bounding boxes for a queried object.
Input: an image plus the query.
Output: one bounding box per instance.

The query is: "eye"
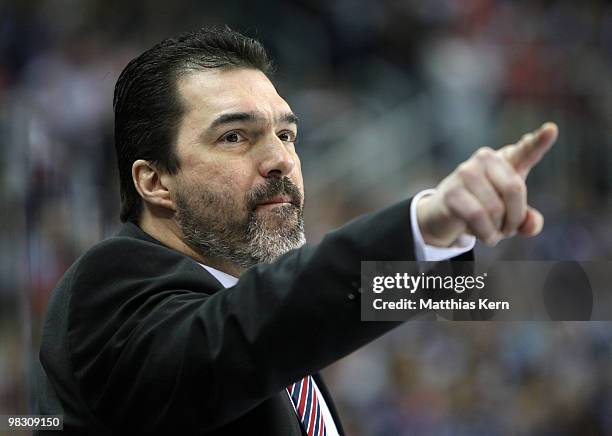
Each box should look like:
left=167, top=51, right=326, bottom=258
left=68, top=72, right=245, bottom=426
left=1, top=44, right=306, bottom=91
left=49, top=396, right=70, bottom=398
left=278, top=130, right=297, bottom=143
left=219, top=131, right=245, bottom=144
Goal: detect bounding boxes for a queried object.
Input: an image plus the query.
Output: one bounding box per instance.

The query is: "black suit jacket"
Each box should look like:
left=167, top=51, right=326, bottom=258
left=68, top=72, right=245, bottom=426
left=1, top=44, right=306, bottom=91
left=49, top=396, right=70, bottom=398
left=35, top=198, right=471, bottom=434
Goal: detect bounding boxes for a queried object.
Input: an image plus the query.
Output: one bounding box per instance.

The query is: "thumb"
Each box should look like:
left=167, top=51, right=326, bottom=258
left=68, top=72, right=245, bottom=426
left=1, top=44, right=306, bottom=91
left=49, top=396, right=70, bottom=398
left=500, top=122, right=558, bottom=179
left=517, top=206, right=544, bottom=237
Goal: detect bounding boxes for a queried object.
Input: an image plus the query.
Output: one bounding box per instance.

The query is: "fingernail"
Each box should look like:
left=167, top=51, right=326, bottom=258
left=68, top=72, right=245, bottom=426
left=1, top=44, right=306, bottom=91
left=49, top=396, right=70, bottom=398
left=486, top=234, right=502, bottom=246
left=539, top=122, right=555, bottom=133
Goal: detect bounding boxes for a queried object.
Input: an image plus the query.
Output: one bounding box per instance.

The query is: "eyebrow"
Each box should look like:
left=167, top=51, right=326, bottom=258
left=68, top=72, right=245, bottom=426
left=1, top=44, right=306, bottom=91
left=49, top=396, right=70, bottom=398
left=208, top=111, right=299, bottom=130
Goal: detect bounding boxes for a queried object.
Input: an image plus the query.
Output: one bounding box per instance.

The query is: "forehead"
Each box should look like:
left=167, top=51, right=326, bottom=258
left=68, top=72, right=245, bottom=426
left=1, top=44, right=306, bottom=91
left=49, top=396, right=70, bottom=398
left=177, top=68, right=292, bottom=123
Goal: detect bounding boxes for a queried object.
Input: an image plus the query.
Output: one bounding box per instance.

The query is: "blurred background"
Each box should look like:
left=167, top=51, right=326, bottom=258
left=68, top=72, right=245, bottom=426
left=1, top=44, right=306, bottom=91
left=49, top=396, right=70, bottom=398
left=1, top=0, right=611, bottom=434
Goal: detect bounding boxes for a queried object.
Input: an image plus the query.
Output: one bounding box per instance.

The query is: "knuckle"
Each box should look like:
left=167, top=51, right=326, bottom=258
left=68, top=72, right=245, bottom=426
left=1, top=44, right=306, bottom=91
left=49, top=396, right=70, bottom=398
left=443, top=186, right=461, bottom=204
left=457, top=163, right=477, bottom=180
left=467, top=208, right=486, bottom=222
left=475, top=147, right=494, bottom=160
left=505, top=178, right=525, bottom=195
left=490, top=151, right=506, bottom=165
left=488, top=202, right=504, bottom=216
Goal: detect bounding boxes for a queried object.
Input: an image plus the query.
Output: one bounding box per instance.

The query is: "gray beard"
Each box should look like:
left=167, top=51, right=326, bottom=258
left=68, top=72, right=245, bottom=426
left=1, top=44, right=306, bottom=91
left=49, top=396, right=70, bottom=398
left=175, top=178, right=306, bottom=270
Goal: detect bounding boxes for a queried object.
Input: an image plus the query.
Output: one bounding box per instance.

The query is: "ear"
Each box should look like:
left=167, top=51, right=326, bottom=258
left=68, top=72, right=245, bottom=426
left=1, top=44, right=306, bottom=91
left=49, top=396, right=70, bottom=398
left=132, top=159, right=176, bottom=212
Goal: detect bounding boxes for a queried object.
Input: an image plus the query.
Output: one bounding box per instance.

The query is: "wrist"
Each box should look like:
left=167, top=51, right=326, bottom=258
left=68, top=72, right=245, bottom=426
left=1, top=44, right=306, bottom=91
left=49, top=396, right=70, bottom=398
left=416, top=194, right=463, bottom=248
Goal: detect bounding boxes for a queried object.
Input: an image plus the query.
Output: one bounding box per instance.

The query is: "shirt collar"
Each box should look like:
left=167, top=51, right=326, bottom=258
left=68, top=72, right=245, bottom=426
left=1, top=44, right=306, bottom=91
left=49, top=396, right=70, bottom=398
left=198, top=263, right=238, bottom=287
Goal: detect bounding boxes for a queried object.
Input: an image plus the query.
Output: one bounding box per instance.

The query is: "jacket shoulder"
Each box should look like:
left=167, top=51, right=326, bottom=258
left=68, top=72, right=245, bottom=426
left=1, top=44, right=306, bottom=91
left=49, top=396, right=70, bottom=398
left=76, top=233, right=188, bottom=276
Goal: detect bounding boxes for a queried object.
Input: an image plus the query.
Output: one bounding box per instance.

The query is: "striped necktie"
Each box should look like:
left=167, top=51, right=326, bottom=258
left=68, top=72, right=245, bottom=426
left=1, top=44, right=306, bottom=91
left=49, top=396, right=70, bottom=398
left=287, top=375, right=327, bottom=436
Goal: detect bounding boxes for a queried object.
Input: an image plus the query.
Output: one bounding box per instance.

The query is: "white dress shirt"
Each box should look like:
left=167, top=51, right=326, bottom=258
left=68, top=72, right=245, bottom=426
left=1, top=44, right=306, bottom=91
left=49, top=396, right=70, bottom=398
left=198, top=190, right=475, bottom=435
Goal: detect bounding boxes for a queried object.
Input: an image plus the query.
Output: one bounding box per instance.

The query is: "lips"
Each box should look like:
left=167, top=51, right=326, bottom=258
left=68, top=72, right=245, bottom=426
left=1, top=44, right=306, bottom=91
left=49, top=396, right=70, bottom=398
left=257, top=195, right=292, bottom=206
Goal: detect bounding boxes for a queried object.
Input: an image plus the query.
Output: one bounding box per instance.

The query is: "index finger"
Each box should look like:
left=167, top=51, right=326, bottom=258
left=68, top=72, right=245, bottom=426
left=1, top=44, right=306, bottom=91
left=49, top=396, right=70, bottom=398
left=500, top=122, right=559, bottom=179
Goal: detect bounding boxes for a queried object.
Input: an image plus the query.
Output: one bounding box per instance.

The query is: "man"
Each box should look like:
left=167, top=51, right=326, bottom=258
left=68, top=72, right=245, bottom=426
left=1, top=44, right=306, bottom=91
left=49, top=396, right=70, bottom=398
left=36, top=27, right=558, bottom=435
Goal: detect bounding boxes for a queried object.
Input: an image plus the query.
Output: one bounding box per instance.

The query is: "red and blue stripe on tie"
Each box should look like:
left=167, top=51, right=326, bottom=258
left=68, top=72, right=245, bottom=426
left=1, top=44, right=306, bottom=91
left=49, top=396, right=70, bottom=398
left=287, top=376, right=327, bottom=436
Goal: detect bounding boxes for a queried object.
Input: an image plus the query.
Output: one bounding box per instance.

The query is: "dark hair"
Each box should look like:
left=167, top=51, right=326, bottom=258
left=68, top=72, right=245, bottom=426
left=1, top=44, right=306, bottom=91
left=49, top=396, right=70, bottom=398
left=113, top=26, right=273, bottom=223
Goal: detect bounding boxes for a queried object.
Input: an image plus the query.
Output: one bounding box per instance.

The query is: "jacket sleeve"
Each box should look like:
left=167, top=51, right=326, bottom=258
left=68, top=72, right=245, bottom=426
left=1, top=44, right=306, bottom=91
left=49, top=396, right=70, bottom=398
left=66, top=198, right=462, bottom=432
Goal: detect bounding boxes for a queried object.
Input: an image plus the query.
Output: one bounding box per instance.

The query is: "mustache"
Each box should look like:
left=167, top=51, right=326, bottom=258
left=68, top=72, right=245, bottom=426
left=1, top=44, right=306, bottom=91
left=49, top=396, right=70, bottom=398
left=247, top=177, right=303, bottom=211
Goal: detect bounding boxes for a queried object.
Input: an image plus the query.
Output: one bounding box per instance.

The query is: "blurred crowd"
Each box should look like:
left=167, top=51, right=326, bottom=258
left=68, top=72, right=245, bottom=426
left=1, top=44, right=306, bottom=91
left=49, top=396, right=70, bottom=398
left=1, top=0, right=611, bottom=434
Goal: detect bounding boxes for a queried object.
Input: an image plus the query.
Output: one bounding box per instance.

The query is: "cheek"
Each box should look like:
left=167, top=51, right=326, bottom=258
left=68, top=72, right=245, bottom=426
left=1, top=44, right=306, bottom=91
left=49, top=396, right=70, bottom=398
left=192, top=162, right=255, bottom=203
left=292, top=160, right=305, bottom=196
left=186, top=157, right=242, bottom=186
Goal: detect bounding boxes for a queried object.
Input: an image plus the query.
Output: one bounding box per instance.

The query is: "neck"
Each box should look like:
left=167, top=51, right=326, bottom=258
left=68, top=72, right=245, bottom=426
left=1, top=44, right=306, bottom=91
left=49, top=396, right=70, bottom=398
left=138, top=211, right=245, bottom=278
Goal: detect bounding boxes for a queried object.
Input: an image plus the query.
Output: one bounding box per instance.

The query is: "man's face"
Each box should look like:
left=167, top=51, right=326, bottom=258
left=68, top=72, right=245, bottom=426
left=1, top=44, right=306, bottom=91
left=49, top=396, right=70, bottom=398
left=169, top=68, right=305, bottom=269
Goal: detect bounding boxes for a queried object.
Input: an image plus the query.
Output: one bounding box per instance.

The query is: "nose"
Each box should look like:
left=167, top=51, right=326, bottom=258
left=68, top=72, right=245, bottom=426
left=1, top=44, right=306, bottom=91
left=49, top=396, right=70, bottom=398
left=257, top=137, right=296, bottom=178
